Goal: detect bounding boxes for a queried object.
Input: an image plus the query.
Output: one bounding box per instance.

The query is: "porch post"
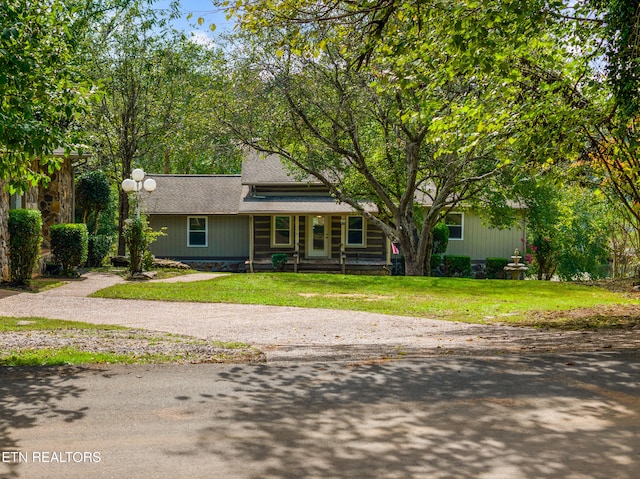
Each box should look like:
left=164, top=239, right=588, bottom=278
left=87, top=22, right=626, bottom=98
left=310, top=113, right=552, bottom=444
left=249, top=215, right=254, bottom=273
left=294, top=215, right=300, bottom=273
left=340, top=216, right=346, bottom=274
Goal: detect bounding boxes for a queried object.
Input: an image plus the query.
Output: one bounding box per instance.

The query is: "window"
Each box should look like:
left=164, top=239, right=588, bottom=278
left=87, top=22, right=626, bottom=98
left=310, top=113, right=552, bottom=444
left=9, top=193, right=22, bottom=209
left=445, top=213, right=463, bottom=240
left=187, top=216, right=208, bottom=247
left=272, top=215, right=293, bottom=247
left=346, top=216, right=366, bottom=247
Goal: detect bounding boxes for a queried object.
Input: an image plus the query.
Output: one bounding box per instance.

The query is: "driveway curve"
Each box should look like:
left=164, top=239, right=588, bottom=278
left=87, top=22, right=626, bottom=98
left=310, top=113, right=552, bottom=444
left=1, top=272, right=638, bottom=362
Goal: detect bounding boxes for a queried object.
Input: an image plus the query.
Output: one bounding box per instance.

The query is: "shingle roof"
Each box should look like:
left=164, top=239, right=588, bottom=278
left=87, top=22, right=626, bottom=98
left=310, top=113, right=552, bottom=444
left=241, top=150, right=321, bottom=185
left=142, top=175, right=243, bottom=215
left=238, top=195, right=377, bottom=214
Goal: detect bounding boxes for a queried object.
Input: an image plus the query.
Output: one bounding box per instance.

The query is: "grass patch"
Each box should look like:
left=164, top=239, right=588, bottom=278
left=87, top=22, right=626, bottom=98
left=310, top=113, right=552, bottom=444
left=91, top=273, right=640, bottom=324
left=0, top=317, right=126, bottom=332
left=0, top=278, right=67, bottom=294
left=0, top=317, right=262, bottom=366
left=519, top=308, right=640, bottom=330
left=0, top=347, right=160, bottom=366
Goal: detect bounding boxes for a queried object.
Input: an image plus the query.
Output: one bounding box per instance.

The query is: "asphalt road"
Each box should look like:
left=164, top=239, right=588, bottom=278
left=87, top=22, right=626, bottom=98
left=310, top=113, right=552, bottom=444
left=1, top=352, right=639, bottom=479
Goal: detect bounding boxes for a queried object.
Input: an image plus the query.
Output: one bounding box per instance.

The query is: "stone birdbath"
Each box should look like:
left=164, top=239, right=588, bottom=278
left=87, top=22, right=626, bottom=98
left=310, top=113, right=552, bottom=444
left=503, top=248, right=529, bottom=280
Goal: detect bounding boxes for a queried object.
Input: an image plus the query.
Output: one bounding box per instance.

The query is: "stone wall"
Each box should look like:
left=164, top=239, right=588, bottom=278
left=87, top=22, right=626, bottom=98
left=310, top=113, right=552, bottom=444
left=38, top=158, right=74, bottom=249
left=179, top=259, right=247, bottom=273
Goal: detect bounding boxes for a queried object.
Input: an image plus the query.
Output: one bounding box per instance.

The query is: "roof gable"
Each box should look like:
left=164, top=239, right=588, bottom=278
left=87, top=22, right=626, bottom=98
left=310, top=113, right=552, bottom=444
left=241, top=150, right=321, bottom=186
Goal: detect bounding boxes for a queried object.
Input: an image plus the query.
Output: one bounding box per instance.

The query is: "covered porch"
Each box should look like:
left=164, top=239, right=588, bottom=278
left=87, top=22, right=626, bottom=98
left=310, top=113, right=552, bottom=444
left=245, top=213, right=391, bottom=274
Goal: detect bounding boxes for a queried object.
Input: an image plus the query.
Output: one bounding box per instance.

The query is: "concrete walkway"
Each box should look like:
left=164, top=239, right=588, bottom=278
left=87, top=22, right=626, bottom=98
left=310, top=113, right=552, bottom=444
left=1, top=272, right=637, bottom=362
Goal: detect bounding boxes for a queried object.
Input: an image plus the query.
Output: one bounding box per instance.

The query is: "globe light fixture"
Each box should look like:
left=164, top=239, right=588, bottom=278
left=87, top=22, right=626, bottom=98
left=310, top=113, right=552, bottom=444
left=121, top=168, right=156, bottom=218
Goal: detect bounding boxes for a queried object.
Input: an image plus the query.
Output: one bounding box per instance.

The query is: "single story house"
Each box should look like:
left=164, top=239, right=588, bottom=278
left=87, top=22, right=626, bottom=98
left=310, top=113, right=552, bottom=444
left=145, top=152, right=525, bottom=273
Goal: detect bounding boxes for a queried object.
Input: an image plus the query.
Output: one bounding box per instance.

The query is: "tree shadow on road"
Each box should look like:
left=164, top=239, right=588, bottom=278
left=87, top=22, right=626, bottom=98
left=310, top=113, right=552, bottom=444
left=0, top=367, right=89, bottom=479
left=172, top=352, right=640, bottom=479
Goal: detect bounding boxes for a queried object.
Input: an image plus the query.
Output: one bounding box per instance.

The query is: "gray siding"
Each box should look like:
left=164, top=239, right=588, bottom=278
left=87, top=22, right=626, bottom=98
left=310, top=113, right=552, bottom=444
left=444, top=212, right=525, bottom=261
left=149, top=215, right=249, bottom=259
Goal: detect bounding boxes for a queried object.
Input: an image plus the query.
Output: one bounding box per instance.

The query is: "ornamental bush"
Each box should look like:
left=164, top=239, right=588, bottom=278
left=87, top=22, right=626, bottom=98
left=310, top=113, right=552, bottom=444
left=86, top=234, right=113, bottom=267
left=430, top=254, right=442, bottom=275
left=8, top=209, right=42, bottom=286
left=50, top=223, right=88, bottom=276
left=432, top=222, right=450, bottom=254
left=271, top=253, right=288, bottom=271
left=124, top=215, right=164, bottom=276
left=124, top=217, right=146, bottom=275
left=443, top=255, right=472, bottom=278
left=486, top=257, right=509, bottom=279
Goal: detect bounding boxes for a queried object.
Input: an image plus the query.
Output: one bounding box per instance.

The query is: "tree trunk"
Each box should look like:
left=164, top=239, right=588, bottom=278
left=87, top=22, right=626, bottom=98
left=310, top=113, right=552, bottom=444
left=117, top=191, right=129, bottom=256
left=397, top=218, right=427, bottom=276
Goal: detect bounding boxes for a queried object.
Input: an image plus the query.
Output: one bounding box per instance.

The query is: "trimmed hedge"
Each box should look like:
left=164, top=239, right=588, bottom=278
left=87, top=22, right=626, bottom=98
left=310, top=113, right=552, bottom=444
left=486, top=257, right=509, bottom=279
left=51, top=223, right=88, bottom=275
left=443, top=255, right=472, bottom=278
left=86, top=234, right=113, bottom=267
left=8, top=209, right=43, bottom=286
left=430, top=254, right=442, bottom=274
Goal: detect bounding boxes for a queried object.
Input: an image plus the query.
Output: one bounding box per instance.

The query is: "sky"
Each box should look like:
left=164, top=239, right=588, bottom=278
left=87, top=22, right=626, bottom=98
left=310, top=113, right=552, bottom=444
left=152, top=0, right=235, bottom=42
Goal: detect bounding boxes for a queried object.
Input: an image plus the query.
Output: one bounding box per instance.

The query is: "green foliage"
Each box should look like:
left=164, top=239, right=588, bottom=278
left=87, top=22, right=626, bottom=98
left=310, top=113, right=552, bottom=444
left=50, top=224, right=89, bottom=276
left=554, top=190, right=611, bottom=281
left=217, top=2, right=533, bottom=274
left=486, top=257, right=509, bottom=279
left=432, top=222, right=449, bottom=255
left=76, top=170, right=112, bottom=234
left=430, top=254, right=442, bottom=274
left=527, top=235, right=558, bottom=281
left=599, top=0, right=640, bottom=117
left=83, top=4, right=242, bottom=253
left=8, top=209, right=42, bottom=286
left=124, top=215, right=164, bottom=275
left=523, top=184, right=611, bottom=281
left=124, top=217, right=146, bottom=275
left=86, top=234, right=114, bottom=267
left=0, top=0, right=92, bottom=190
left=271, top=253, right=288, bottom=271
left=443, top=255, right=472, bottom=278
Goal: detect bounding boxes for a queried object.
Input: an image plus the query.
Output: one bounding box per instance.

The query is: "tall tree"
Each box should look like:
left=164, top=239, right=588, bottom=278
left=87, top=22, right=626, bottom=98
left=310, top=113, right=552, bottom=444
left=215, top=1, right=578, bottom=275
left=0, top=0, right=95, bottom=191
left=85, top=1, right=242, bottom=254
left=85, top=1, right=184, bottom=254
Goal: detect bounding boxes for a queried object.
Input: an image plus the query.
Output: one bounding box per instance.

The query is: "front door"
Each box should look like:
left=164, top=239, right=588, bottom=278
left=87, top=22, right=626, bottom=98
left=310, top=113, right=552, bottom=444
left=307, top=215, right=330, bottom=258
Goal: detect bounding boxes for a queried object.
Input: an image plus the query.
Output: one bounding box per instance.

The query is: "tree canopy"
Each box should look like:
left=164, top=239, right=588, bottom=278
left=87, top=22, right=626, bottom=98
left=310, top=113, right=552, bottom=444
left=0, top=0, right=94, bottom=191
left=212, top=0, right=606, bottom=275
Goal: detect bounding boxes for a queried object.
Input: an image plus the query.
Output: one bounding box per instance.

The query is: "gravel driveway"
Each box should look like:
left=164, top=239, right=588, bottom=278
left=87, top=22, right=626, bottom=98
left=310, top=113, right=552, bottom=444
left=1, top=272, right=639, bottom=362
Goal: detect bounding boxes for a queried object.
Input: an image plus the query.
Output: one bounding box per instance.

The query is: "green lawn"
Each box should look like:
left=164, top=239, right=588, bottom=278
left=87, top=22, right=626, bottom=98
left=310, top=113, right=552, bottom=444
left=91, top=273, right=639, bottom=324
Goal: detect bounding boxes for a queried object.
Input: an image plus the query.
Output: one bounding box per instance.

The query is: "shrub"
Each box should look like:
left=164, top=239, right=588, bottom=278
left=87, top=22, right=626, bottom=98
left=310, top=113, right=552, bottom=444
left=86, top=234, right=113, bottom=267
left=50, top=223, right=88, bottom=275
left=124, top=215, right=164, bottom=276
left=8, top=209, right=43, bottom=286
left=75, top=170, right=112, bottom=234
left=430, top=254, right=442, bottom=274
left=432, top=222, right=450, bottom=254
left=443, top=255, right=472, bottom=278
left=486, top=257, right=509, bottom=279
left=124, top=217, right=146, bottom=275
left=271, top=253, right=288, bottom=271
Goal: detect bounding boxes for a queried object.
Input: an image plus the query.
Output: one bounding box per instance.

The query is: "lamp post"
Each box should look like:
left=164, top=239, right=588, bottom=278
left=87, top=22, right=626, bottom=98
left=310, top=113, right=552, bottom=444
left=121, top=168, right=156, bottom=218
